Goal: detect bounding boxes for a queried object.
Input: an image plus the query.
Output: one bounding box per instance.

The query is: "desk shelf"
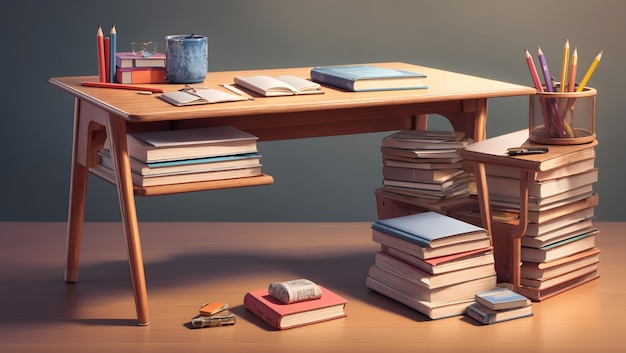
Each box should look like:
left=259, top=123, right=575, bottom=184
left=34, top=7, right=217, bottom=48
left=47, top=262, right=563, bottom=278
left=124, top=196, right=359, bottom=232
left=90, top=168, right=274, bottom=197
left=375, top=187, right=479, bottom=224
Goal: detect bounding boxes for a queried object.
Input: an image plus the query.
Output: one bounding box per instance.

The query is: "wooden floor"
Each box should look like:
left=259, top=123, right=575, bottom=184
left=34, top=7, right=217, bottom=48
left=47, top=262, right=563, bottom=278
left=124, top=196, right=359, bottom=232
left=1, top=221, right=625, bottom=353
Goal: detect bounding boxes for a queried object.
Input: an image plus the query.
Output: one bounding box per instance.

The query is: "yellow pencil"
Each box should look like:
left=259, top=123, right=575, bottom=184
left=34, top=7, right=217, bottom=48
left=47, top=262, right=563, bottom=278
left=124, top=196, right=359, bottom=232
left=560, top=39, right=569, bottom=92
left=576, top=50, right=603, bottom=92
left=568, top=47, right=578, bottom=92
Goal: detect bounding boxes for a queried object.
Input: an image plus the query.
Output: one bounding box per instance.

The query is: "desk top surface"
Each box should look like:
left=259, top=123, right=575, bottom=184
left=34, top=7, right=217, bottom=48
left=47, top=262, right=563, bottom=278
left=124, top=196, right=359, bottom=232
left=49, top=62, right=535, bottom=123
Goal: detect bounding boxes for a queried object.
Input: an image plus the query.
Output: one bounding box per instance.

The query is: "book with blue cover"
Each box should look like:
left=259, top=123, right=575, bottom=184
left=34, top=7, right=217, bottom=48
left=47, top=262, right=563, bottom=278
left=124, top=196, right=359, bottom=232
left=310, top=65, right=427, bottom=91
left=475, top=287, right=531, bottom=310
left=466, top=302, right=533, bottom=325
left=99, top=150, right=261, bottom=176
left=371, top=211, right=488, bottom=248
left=521, top=231, right=597, bottom=262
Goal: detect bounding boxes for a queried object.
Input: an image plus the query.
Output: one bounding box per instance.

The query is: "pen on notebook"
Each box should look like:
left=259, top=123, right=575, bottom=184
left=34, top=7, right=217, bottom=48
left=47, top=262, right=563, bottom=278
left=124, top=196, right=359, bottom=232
left=81, top=81, right=164, bottom=93
left=96, top=27, right=106, bottom=83
left=109, top=25, right=117, bottom=83
left=525, top=49, right=544, bottom=92
left=560, top=39, right=569, bottom=92
left=576, top=50, right=603, bottom=92
left=537, top=47, right=554, bottom=92
left=221, top=84, right=255, bottom=100
left=568, top=47, right=578, bottom=92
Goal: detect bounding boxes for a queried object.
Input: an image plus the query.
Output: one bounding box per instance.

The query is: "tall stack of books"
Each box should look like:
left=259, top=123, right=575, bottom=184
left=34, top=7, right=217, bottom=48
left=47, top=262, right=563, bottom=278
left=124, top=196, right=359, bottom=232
left=365, top=211, right=497, bottom=319
left=379, top=130, right=474, bottom=200
left=114, top=51, right=166, bottom=84
left=95, top=126, right=263, bottom=187
left=484, top=145, right=600, bottom=301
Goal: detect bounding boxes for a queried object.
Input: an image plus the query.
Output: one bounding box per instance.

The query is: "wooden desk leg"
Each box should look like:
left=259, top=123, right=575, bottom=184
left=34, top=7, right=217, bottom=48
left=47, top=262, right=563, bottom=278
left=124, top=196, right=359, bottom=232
left=512, top=171, right=530, bottom=289
left=106, top=115, right=151, bottom=326
left=472, top=162, right=529, bottom=290
left=442, top=99, right=488, bottom=142
left=65, top=100, right=88, bottom=283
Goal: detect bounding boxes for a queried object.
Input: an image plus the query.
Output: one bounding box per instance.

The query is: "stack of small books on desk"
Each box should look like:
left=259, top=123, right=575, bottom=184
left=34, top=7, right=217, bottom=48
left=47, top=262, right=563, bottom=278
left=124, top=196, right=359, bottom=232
left=95, top=126, right=263, bottom=187
left=484, top=143, right=600, bottom=301
left=114, top=51, right=166, bottom=84
left=365, top=211, right=497, bottom=319
left=466, top=286, right=533, bottom=325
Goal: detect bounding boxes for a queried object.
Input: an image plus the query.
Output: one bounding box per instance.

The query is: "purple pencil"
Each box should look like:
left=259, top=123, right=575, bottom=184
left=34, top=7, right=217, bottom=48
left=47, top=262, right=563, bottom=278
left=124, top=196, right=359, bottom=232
left=537, top=47, right=553, bottom=92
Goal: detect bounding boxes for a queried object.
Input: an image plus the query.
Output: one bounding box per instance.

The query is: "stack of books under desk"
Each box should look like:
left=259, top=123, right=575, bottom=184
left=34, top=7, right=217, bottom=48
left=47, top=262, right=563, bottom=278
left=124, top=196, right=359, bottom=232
left=489, top=159, right=600, bottom=301
left=461, top=130, right=601, bottom=301
left=93, top=126, right=273, bottom=195
left=375, top=130, right=478, bottom=221
left=365, top=211, right=497, bottom=319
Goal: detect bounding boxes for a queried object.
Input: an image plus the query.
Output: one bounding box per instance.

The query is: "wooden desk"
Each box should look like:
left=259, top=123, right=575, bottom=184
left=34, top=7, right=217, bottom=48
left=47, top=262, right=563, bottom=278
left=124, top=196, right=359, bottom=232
left=49, top=62, right=535, bottom=325
left=460, top=129, right=598, bottom=290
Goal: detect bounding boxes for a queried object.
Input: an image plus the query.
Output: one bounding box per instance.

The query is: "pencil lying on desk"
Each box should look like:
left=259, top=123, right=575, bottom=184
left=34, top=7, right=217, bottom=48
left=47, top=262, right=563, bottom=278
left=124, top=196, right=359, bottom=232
left=81, top=81, right=164, bottom=93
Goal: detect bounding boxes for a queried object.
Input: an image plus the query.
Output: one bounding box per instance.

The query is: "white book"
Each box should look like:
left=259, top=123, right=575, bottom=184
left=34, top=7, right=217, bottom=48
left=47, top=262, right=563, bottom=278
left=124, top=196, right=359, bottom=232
left=234, top=75, right=322, bottom=96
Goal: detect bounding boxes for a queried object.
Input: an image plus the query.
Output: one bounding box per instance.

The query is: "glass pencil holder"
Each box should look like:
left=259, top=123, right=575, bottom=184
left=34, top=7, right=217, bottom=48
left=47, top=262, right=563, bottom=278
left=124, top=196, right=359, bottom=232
left=529, top=84, right=596, bottom=145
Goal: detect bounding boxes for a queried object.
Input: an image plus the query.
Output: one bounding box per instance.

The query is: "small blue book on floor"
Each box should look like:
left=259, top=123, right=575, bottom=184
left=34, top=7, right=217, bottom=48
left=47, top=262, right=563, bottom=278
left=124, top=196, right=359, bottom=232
left=475, top=287, right=531, bottom=310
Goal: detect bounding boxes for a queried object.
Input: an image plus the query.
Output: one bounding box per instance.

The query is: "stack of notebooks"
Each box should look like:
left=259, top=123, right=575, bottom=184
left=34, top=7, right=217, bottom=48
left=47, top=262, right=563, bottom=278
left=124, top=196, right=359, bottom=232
left=466, top=286, right=533, bottom=325
left=95, top=126, right=263, bottom=187
left=365, top=211, right=497, bottom=319
left=114, top=51, right=166, bottom=84
left=484, top=145, right=600, bottom=301
left=378, top=130, right=474, bottom=203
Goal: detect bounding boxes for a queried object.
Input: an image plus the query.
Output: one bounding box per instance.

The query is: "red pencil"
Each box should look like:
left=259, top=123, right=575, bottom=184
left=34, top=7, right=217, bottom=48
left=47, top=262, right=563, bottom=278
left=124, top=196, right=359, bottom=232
left=96, top=27, right=106, bottom=83
left=104, top=36, right=110, bottom=83
left=81, top=81, right=164, bottom=93
left=525, top=49, right=544, bottom=92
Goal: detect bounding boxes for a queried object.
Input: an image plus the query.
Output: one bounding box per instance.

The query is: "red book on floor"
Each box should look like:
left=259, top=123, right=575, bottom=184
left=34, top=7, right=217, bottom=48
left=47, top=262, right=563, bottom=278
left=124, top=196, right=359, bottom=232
left=243, top=285, right=347, bottom=330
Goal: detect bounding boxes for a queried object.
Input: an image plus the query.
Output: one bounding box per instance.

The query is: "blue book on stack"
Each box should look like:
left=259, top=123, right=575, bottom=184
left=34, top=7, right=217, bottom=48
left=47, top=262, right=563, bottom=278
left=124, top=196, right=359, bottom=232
left=371, top=211, right=488, bottom=248
left=310, top=64, right=428, bottom=92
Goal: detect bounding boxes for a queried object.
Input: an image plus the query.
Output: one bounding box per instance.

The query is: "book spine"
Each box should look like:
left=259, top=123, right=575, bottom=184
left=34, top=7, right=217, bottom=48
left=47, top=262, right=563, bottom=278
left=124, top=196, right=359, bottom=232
left=371, top=223, right=430, bottom=247
left=243, top=293, right=281, bottom=329
left=310, top=70, right=356, bottom=91
left=116, top=68, right=166, bottom=84
left=116, top=58, right=132, bottom=68
left=466, top=304, right=491, bottom=324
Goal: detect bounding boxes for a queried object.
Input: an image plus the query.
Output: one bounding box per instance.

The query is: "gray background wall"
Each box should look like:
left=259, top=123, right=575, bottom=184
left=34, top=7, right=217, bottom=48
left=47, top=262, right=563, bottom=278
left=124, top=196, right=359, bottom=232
left=1, top=0, right=623, bottom=222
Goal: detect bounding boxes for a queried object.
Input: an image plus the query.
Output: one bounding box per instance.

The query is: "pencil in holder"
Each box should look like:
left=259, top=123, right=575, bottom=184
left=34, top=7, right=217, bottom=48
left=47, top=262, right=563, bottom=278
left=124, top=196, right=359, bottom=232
left=529, top=84, right=596, bottom=145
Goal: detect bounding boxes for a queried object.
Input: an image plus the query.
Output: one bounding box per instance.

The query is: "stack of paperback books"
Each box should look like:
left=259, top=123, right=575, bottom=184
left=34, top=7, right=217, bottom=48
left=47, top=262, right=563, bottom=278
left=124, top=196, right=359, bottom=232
left=95, top=126, right=263, bottom=187
left=114, top=50, right=166, bottom=84
left=365, top=211, right=497, bottom=319
left=466, top=286, right=533, bottom=325
left=379, top=130, right=474, bottom=201
left=484, top=143, right=600, bottom=301
left=243, top=279, right=347, bottom=330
